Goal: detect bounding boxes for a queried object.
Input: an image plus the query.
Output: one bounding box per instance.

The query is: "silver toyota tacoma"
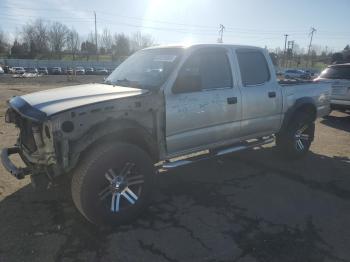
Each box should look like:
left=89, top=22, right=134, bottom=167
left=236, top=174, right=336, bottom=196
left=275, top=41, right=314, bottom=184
left=1, top=44, right=331, bottom=226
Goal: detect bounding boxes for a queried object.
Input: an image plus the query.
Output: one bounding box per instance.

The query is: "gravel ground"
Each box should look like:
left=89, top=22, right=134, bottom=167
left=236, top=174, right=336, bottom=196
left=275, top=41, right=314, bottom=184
left=0, top=75, right=349, bottom=262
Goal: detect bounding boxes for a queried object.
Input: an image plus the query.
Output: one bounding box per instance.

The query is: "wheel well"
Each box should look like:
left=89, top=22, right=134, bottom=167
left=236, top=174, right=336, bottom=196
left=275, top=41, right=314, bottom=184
left=97, top=128, right=159, bottom=161
left=294, top=104, right=317, bottom=121
left=76, top=127, right=159, bottom=165
left=281, top=102, right=317, bottom=133
left=68, top=120, right=160, bottom=172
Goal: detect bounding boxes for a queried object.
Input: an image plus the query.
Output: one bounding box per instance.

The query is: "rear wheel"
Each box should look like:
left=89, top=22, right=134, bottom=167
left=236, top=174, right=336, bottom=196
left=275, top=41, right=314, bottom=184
left=71, top=142, right=155, bottom=226
left=276, top=112, right=315, bottom=159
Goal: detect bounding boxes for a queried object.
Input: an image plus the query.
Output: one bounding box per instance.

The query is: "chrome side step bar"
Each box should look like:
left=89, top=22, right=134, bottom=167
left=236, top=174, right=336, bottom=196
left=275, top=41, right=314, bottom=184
left=162, top=136, right=274, bottom=170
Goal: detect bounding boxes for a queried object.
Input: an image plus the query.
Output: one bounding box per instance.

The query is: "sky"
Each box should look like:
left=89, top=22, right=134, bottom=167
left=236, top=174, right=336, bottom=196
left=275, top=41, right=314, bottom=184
left=1, top=0, right=350, bottom=52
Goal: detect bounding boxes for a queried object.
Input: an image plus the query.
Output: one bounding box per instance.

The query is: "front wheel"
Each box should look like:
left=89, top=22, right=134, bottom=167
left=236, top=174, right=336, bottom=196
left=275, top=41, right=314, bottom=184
left=276, top=112, right=315, bottom=159
left=71, top=142, right=155, bottom=226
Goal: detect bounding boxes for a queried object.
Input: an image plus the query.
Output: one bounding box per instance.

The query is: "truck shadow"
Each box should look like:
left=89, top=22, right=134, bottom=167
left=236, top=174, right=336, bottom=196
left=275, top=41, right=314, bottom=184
left=321, top=112, right=350, bottom=132
left=0, top=148, right=349, bottom=261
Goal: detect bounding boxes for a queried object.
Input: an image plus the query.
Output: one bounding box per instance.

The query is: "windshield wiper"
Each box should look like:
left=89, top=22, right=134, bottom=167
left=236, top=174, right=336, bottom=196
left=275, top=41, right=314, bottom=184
left=116, top=78, right=132, bottom=84
left=115, top=78, right=140, bottom=87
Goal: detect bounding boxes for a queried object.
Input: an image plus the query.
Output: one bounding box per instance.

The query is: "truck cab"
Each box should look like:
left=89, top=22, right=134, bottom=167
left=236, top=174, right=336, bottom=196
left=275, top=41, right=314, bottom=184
left=163, top=45, right=283, bottom=155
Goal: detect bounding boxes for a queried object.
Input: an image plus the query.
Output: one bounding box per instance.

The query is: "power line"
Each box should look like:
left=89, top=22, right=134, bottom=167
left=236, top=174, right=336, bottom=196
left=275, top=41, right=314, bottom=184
left=4, top=4, right=350, bottom=36
left=0, top=4, right=348, bottom=51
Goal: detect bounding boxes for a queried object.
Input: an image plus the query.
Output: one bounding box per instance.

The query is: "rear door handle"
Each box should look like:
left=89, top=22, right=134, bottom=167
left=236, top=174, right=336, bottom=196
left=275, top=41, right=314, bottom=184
left=268, top=91, right=276, bottom=98
left=227, top=97, right=238, bottom=104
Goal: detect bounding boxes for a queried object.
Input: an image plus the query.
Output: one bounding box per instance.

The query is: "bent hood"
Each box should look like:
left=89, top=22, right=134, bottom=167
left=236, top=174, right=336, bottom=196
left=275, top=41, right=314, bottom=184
left=9, top=83, right=148, bottom=121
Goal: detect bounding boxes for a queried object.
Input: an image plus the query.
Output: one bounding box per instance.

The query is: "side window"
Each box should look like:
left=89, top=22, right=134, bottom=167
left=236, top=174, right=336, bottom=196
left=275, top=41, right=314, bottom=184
left=181, top=53, right=201, bottom=77
left=173, top=49, right=232, bottom=93
left=236, top=50, right=270, bottom=86
left=200, top=51, right=232, bottom=90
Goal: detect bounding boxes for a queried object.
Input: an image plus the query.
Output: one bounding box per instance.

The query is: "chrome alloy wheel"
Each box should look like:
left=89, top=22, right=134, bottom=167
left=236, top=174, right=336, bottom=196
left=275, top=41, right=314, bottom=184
left=294, top=124, right=310, bottom=151
left=98, top=163, right=144, bottom=213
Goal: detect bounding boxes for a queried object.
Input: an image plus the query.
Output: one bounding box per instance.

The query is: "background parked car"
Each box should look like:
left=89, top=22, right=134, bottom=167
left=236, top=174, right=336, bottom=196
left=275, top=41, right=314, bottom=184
left=314, top=63, right=350, bottom=111
left=50, top=67, right=62, bottom=75
left=24, top=67, right=38, bottom=74
left=12, top=67, right=26, bottom=74
left=85, top=67, right=94, bottom=75
left=0, top=66, right=4, bottom=74
left=107, top=68, right=115, bottom=74
left=305, top=69, right=320, bottom=78
left=75, top=66, right=85, bottom=75
left=38, top=67, right=49, bottom=75
left=3, top=66, right=10, bottom=73
left=61, top=67, right=72, bottom=75
left=284, top=69, right=311, bottom=79
left=94, top=67, right=109, bottom=75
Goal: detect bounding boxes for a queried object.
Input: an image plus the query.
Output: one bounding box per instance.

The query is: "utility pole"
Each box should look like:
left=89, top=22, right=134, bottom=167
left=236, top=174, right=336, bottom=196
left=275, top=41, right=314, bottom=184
left=218, top=24, right=225, bottom=43
left=283, top=34, right=288, bottom=68
left=307, top=27, right=316, bottom=68
left=287, top=40, right=295, bottom=68
left=94, top=11, right=98, bottom=61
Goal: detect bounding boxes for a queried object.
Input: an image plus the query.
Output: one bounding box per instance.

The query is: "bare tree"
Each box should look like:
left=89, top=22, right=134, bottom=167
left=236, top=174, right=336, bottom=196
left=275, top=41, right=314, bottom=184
left=21, top=19, right=49, bottom=57
left=130, top=31, right=155, bottom=52
left=67, top=28, right=80, bottom=60
left=0, top=27, right=9, bottom=54
left=81, top=40, right=96, bottom=60
left=48, top=21, right=69, bottom=58
left=112, top=33, right=130, bottom=60
left=100, top=28, right=113, bottom=53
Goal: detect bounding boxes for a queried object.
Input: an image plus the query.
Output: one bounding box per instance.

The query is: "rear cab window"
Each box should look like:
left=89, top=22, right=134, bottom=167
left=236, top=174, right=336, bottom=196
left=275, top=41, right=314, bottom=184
left=236, top=49, right=270, bottom=86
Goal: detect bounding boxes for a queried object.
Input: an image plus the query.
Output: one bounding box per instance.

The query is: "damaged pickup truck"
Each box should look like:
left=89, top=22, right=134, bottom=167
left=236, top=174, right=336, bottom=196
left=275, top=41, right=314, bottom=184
left=1, top=44, right=331, bottom=226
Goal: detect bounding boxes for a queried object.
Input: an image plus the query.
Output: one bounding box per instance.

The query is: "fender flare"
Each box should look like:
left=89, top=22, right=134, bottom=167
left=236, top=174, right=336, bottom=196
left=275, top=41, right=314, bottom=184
left=69, top=119, right=159, bottom=169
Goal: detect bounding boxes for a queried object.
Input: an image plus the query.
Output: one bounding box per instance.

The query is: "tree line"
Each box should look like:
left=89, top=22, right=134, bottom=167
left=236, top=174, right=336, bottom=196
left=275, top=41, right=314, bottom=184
left=269, top=44, right=350, bottom=69
left=0, top=19, right=155, bottom=61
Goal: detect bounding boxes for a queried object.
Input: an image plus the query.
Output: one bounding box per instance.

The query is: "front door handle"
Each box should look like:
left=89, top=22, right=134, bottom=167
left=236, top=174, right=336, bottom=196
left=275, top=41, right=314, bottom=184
left=268, top=91, right=276, bottom=98
left=227, top=97, right=238, bottom=104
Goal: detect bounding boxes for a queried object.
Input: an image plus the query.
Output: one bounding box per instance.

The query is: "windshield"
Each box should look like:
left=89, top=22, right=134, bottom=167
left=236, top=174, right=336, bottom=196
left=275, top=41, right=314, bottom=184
left=105, top=47, right=184, bottom=89
left=319, top=66, right=350, bottom=80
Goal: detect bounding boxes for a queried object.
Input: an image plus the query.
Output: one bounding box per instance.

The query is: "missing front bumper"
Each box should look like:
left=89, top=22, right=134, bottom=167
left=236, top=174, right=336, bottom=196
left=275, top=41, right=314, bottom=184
left=1, top=147, right=30, bottom=179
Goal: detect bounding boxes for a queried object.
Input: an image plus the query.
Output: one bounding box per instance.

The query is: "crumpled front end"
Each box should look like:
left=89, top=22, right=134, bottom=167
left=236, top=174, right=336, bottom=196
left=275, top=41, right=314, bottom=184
left=1, top=97, right=58, bottom=179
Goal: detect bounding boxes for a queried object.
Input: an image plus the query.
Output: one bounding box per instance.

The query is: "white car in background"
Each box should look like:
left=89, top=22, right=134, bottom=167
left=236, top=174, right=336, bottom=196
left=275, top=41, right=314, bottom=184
left=314, top=63, right=350, bottom=111
left=12, top=67, right=26, bottom=74
left=0, top=66, right=4, bottom=74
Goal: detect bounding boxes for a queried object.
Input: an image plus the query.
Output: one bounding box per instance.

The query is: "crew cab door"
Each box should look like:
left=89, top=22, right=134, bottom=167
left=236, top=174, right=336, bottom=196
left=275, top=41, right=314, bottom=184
left=165, top=47, right=242, bottom=154
left=235, top=49, right=283, bottom=137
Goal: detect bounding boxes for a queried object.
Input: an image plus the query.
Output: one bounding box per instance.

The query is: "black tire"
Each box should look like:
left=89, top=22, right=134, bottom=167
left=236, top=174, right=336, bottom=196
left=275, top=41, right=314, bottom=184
left=276, top=112, right=315, bottom=159
left=71, top=142, right=155, bottom=226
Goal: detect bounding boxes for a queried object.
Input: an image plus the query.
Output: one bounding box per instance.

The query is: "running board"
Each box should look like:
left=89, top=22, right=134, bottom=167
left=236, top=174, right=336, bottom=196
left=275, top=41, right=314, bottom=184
left=162, top=136, right=274, bottom=170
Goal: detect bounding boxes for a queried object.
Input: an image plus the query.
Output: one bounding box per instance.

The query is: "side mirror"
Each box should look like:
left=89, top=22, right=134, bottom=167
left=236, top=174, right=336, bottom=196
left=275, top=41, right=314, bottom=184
left=173, top=73, right=202, bottom=94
